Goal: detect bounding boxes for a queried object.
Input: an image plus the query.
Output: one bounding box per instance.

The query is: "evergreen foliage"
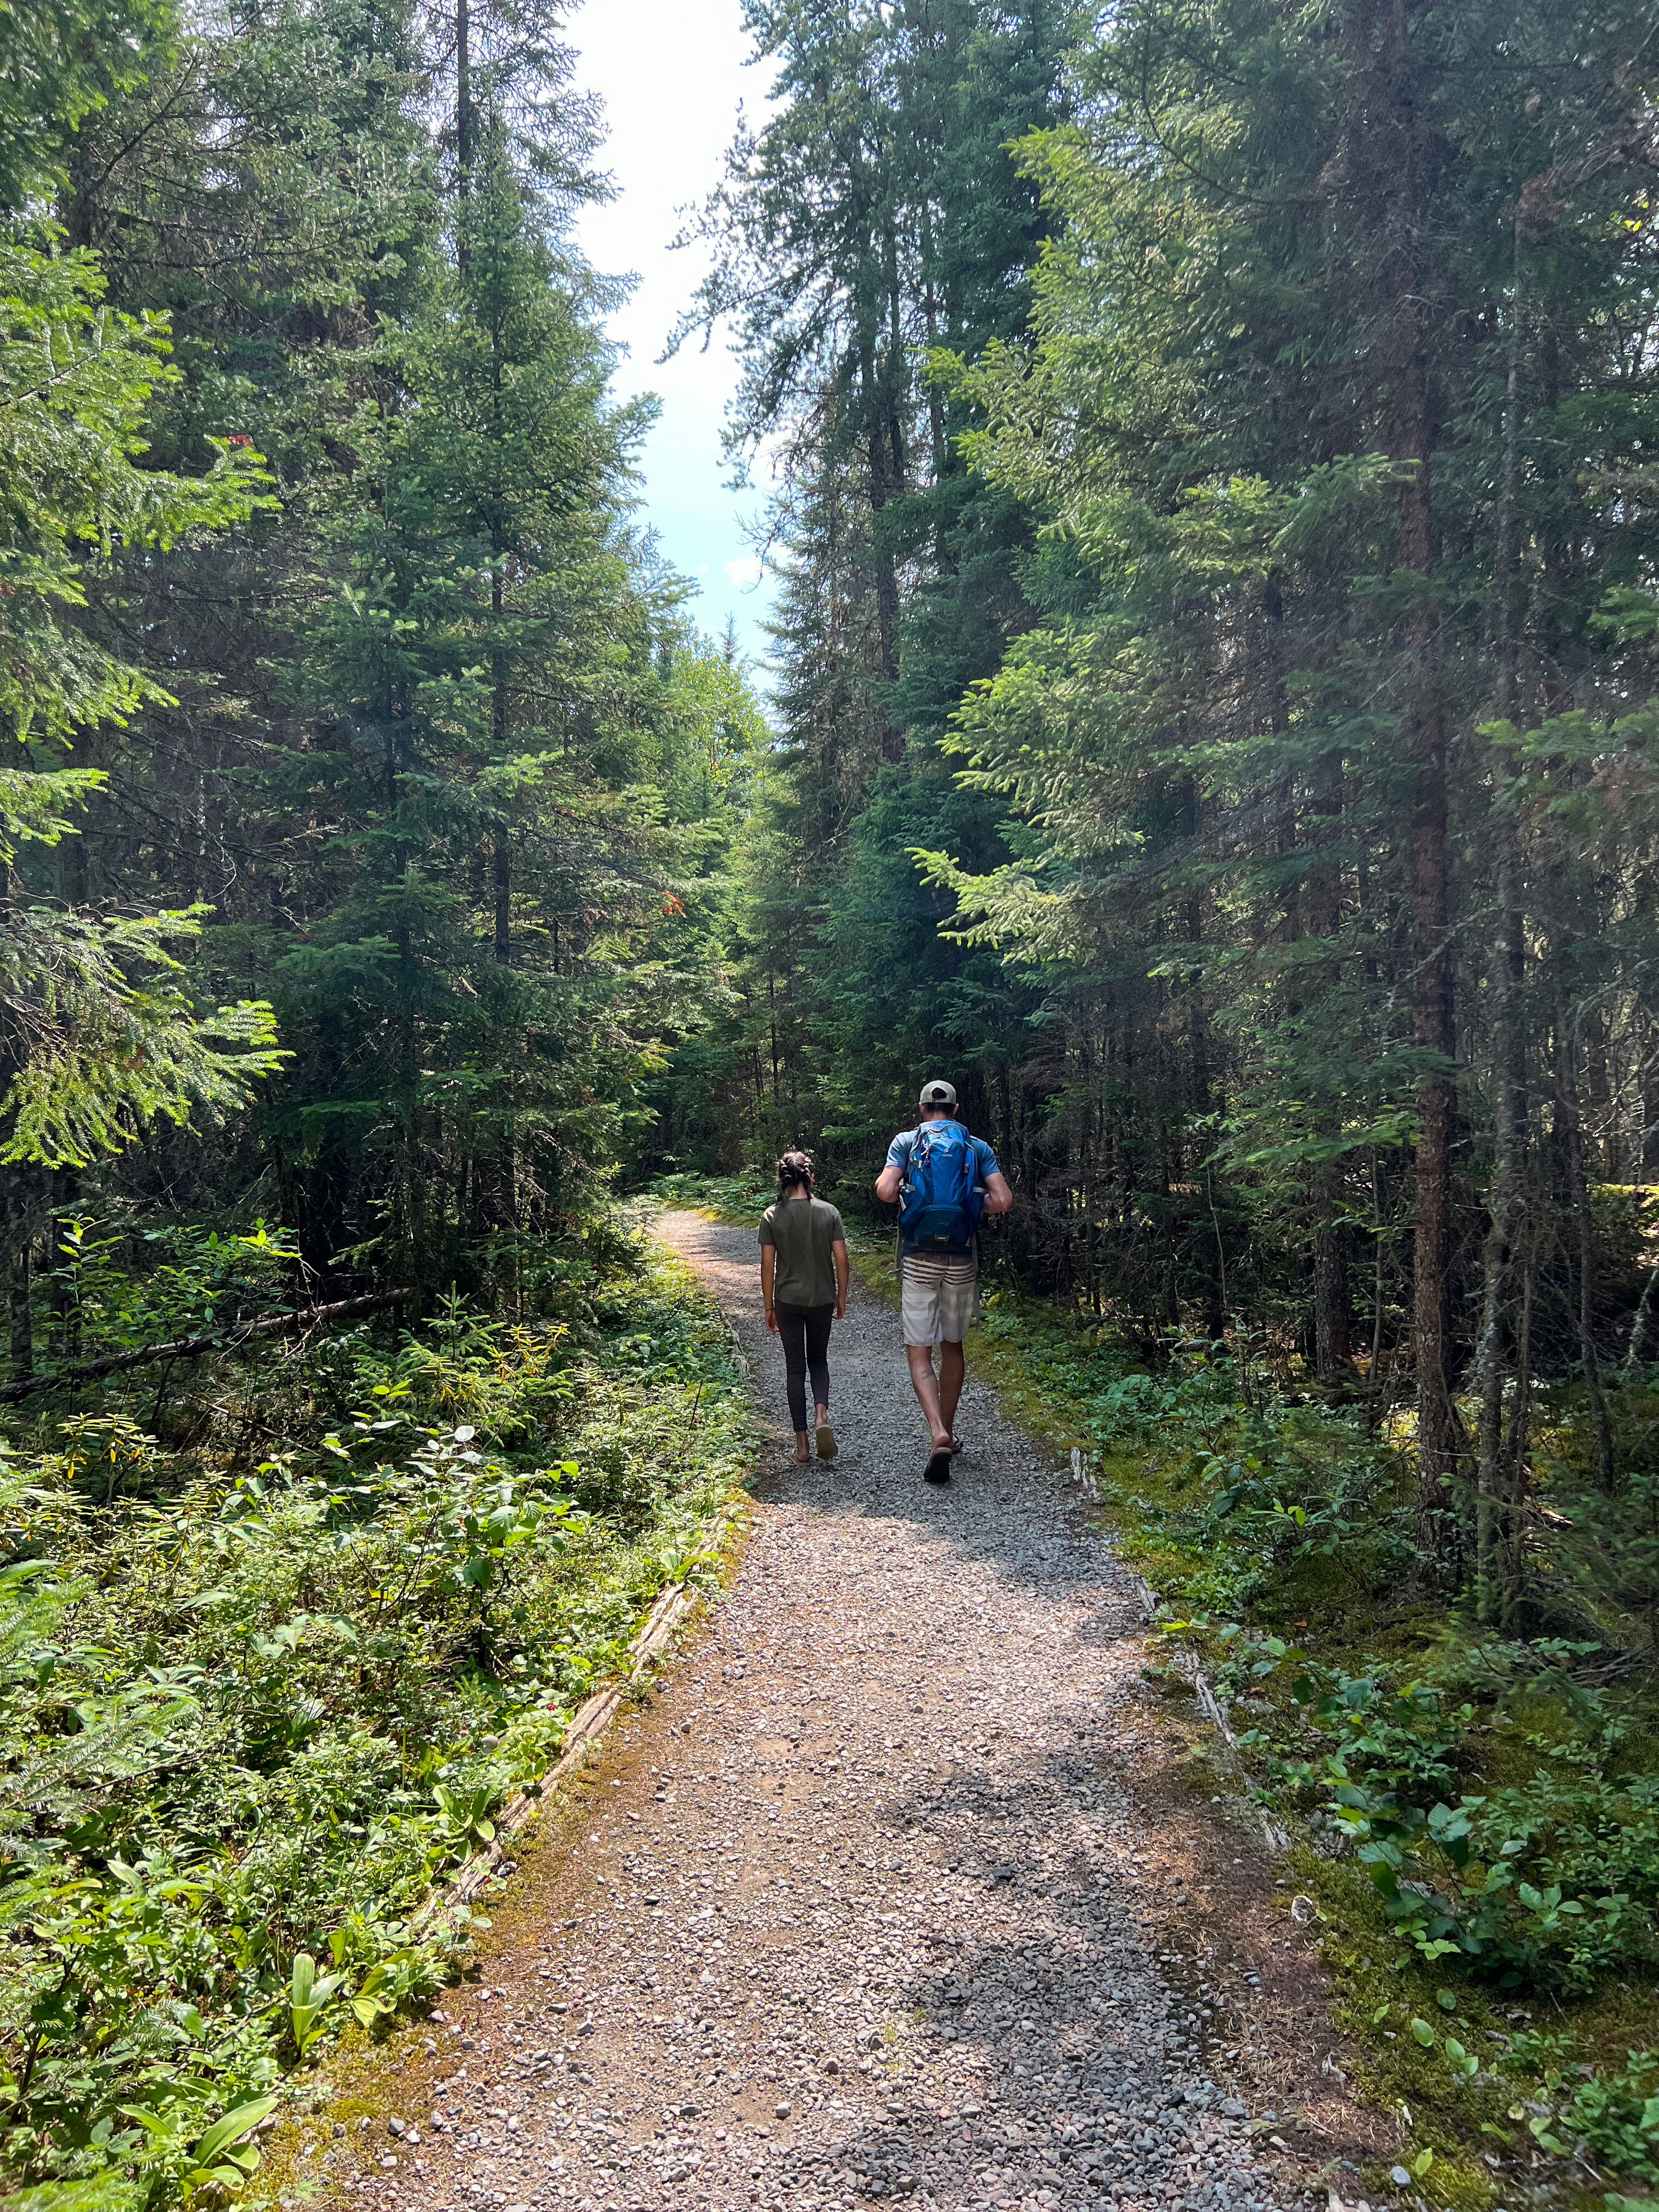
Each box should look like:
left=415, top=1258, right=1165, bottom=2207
left=5, top=0, right=1659, bottom=2193
left=923, top=0, right=1659, bottom=1604
left=651, top=0, right=1068, bottom=1172
left=678, top=0, right=1659, bottom=1626
left=0, top=19, right=767, bottom=2184
left=0, top=0, right=767, bottom=1315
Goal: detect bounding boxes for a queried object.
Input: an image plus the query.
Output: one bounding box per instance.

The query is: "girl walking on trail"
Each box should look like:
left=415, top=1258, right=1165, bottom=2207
left=758, top=1151, right=850, bottom=1463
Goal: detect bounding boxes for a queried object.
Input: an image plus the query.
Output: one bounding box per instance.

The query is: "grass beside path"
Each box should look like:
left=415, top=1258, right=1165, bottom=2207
left=643, top=1171, right=1659, bottom=2212
left=0, top=1221, right=755, bottom=2212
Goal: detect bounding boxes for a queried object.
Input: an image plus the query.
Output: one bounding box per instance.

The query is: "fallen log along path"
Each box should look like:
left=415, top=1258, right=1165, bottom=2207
left=414, top=1524, right=743, bottom=1935
left=321, top=1214, right=1346, bottom=2212
left=0, top=1288, right=411, bottom=1404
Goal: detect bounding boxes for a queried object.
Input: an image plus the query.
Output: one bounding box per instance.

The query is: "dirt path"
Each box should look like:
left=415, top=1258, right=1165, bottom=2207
left=331, top=1215, right=1319, bottom=2212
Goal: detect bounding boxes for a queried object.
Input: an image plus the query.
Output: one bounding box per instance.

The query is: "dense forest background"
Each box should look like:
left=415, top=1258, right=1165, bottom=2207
left=5, top=0, right=1659, bottom=2196
left=4, top=0, right=1659, bottom=1604
left=2, top=0, right=771, bottom=1339
left=5, top=0, right=1659, bottom=1601
left=649, top=0, right=1659, bottom=1626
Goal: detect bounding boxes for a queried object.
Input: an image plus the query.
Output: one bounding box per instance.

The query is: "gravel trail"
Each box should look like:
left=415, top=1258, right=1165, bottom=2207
left=343, top=1214, right=1311, bottom=2212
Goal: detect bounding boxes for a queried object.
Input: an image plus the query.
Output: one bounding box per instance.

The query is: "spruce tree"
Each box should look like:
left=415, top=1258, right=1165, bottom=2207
left=923, top=0, right=1659, bottom=1571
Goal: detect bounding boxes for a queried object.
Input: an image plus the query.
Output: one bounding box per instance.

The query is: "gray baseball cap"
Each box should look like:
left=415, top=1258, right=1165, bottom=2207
left=918, top=1077, right=958, bottom=1109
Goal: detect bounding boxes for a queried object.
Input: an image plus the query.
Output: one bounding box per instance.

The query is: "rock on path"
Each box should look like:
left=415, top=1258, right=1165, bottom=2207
left=332, top=1213, right=1311, bottom=2212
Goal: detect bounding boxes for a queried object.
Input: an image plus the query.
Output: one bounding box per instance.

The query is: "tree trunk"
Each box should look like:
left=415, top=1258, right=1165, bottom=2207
left=1561, top=1034, right=1617, bottom=1495
left=858, top=215, right=904, bottom=761
left=864, top=364, right=901, bottom=686
left=456, top=0, right=472, bottom=175
left=1369, top=1150, right=1389, bottom=1388
left=490, top=318, right=510, bottom=967
left=1475, top=218, right=1527, bottom=1620
left=1306, top=742, right=1351, bottom=1380
left=1628, top=1262, right=1659, bottom=1368
left=919, top=241, right=952, bottom=571
left=1505, top=1229, right=1536, bottom=1560
left=1380, top=0, right=1460, bottom=1563
left=1474, top=828, right=1525, bottom=1618
left=5, top=1169, right=33, bottom=1383
left=1407, top=552, right=1460, bottom=1557
left=493, top=830, right=511, bottom=964
left=1312, top=1212, right=1352, bottom=1380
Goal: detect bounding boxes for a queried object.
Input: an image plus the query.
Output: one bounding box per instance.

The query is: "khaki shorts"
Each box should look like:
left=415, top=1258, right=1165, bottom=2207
left=901, top=1259, right=977, bottom=1346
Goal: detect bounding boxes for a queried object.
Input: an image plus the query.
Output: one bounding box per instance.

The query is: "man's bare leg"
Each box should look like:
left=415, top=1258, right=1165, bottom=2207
left=905, top=1344, right=953, bottom=1450
left=938, top=1339, right=966, bottom=1444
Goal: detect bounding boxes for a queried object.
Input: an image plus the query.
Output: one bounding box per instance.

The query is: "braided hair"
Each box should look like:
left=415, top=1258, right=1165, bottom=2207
left=776, top=1150, right=814, bottom=1198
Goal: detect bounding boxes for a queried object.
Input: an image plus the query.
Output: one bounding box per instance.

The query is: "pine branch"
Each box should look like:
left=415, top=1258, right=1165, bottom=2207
left=0, top=1290, right=413, bottom=1405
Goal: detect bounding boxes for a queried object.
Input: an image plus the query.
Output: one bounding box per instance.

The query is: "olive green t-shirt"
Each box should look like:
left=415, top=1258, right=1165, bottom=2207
left=758, top=1195, right=845, bottom=1308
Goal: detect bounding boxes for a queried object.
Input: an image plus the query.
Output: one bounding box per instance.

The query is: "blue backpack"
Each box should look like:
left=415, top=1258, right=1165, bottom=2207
left=898, top=1121, right=984, bottom=1253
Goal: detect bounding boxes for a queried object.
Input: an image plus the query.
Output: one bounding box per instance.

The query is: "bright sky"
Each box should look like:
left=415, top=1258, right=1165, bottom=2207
left=570, top=0, right=778, bottom=678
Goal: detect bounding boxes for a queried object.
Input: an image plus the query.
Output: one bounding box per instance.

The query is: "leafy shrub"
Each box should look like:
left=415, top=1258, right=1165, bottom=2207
left=648, top=1168, right=776, bottom=1221
left=1203, top=1629, right=1659, bottom=1992
left=50, top=1218, right=300, bottom=1360
left=1512, top=2041, right=1659, bottom=2180
left=1549, top=1456, right=1659, bottom=1654
left=0, top=1237, right=750, bottom=2203
left=1193, top=1426, right=1414, bottom=1605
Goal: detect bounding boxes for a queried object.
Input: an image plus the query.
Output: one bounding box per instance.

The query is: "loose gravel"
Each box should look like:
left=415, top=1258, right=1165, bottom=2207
left=332, top=1214, right=1318, bottom=2212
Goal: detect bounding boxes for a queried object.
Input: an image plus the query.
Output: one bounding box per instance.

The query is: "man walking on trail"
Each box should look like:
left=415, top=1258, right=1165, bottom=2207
left=876, top=1079, right=1013, bottom=1483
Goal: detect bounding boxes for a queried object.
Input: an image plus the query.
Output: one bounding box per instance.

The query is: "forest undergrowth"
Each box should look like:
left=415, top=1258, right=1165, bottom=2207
left=0, top=1217, right=752, bottom=2211
left=650, top=1173, right=1659, bottom=2212
left=973, top=1300, right=1659, bottom=2212
left=964, top=1291, right=1659, bottom=2212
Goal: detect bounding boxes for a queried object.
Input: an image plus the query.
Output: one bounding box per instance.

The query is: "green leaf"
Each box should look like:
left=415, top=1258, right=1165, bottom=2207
left=1410, top=2019, right=1436, bottom=2046
left=1, top=2178, right=141, bottom=2212
left=189, top=2097, right=278, bottom=2174
left=291, top=1951, right=317, bottom=2010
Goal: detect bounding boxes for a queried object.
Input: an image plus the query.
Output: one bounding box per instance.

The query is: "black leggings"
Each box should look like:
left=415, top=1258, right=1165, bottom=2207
left=775, top=1300, right=834, bottom=1432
